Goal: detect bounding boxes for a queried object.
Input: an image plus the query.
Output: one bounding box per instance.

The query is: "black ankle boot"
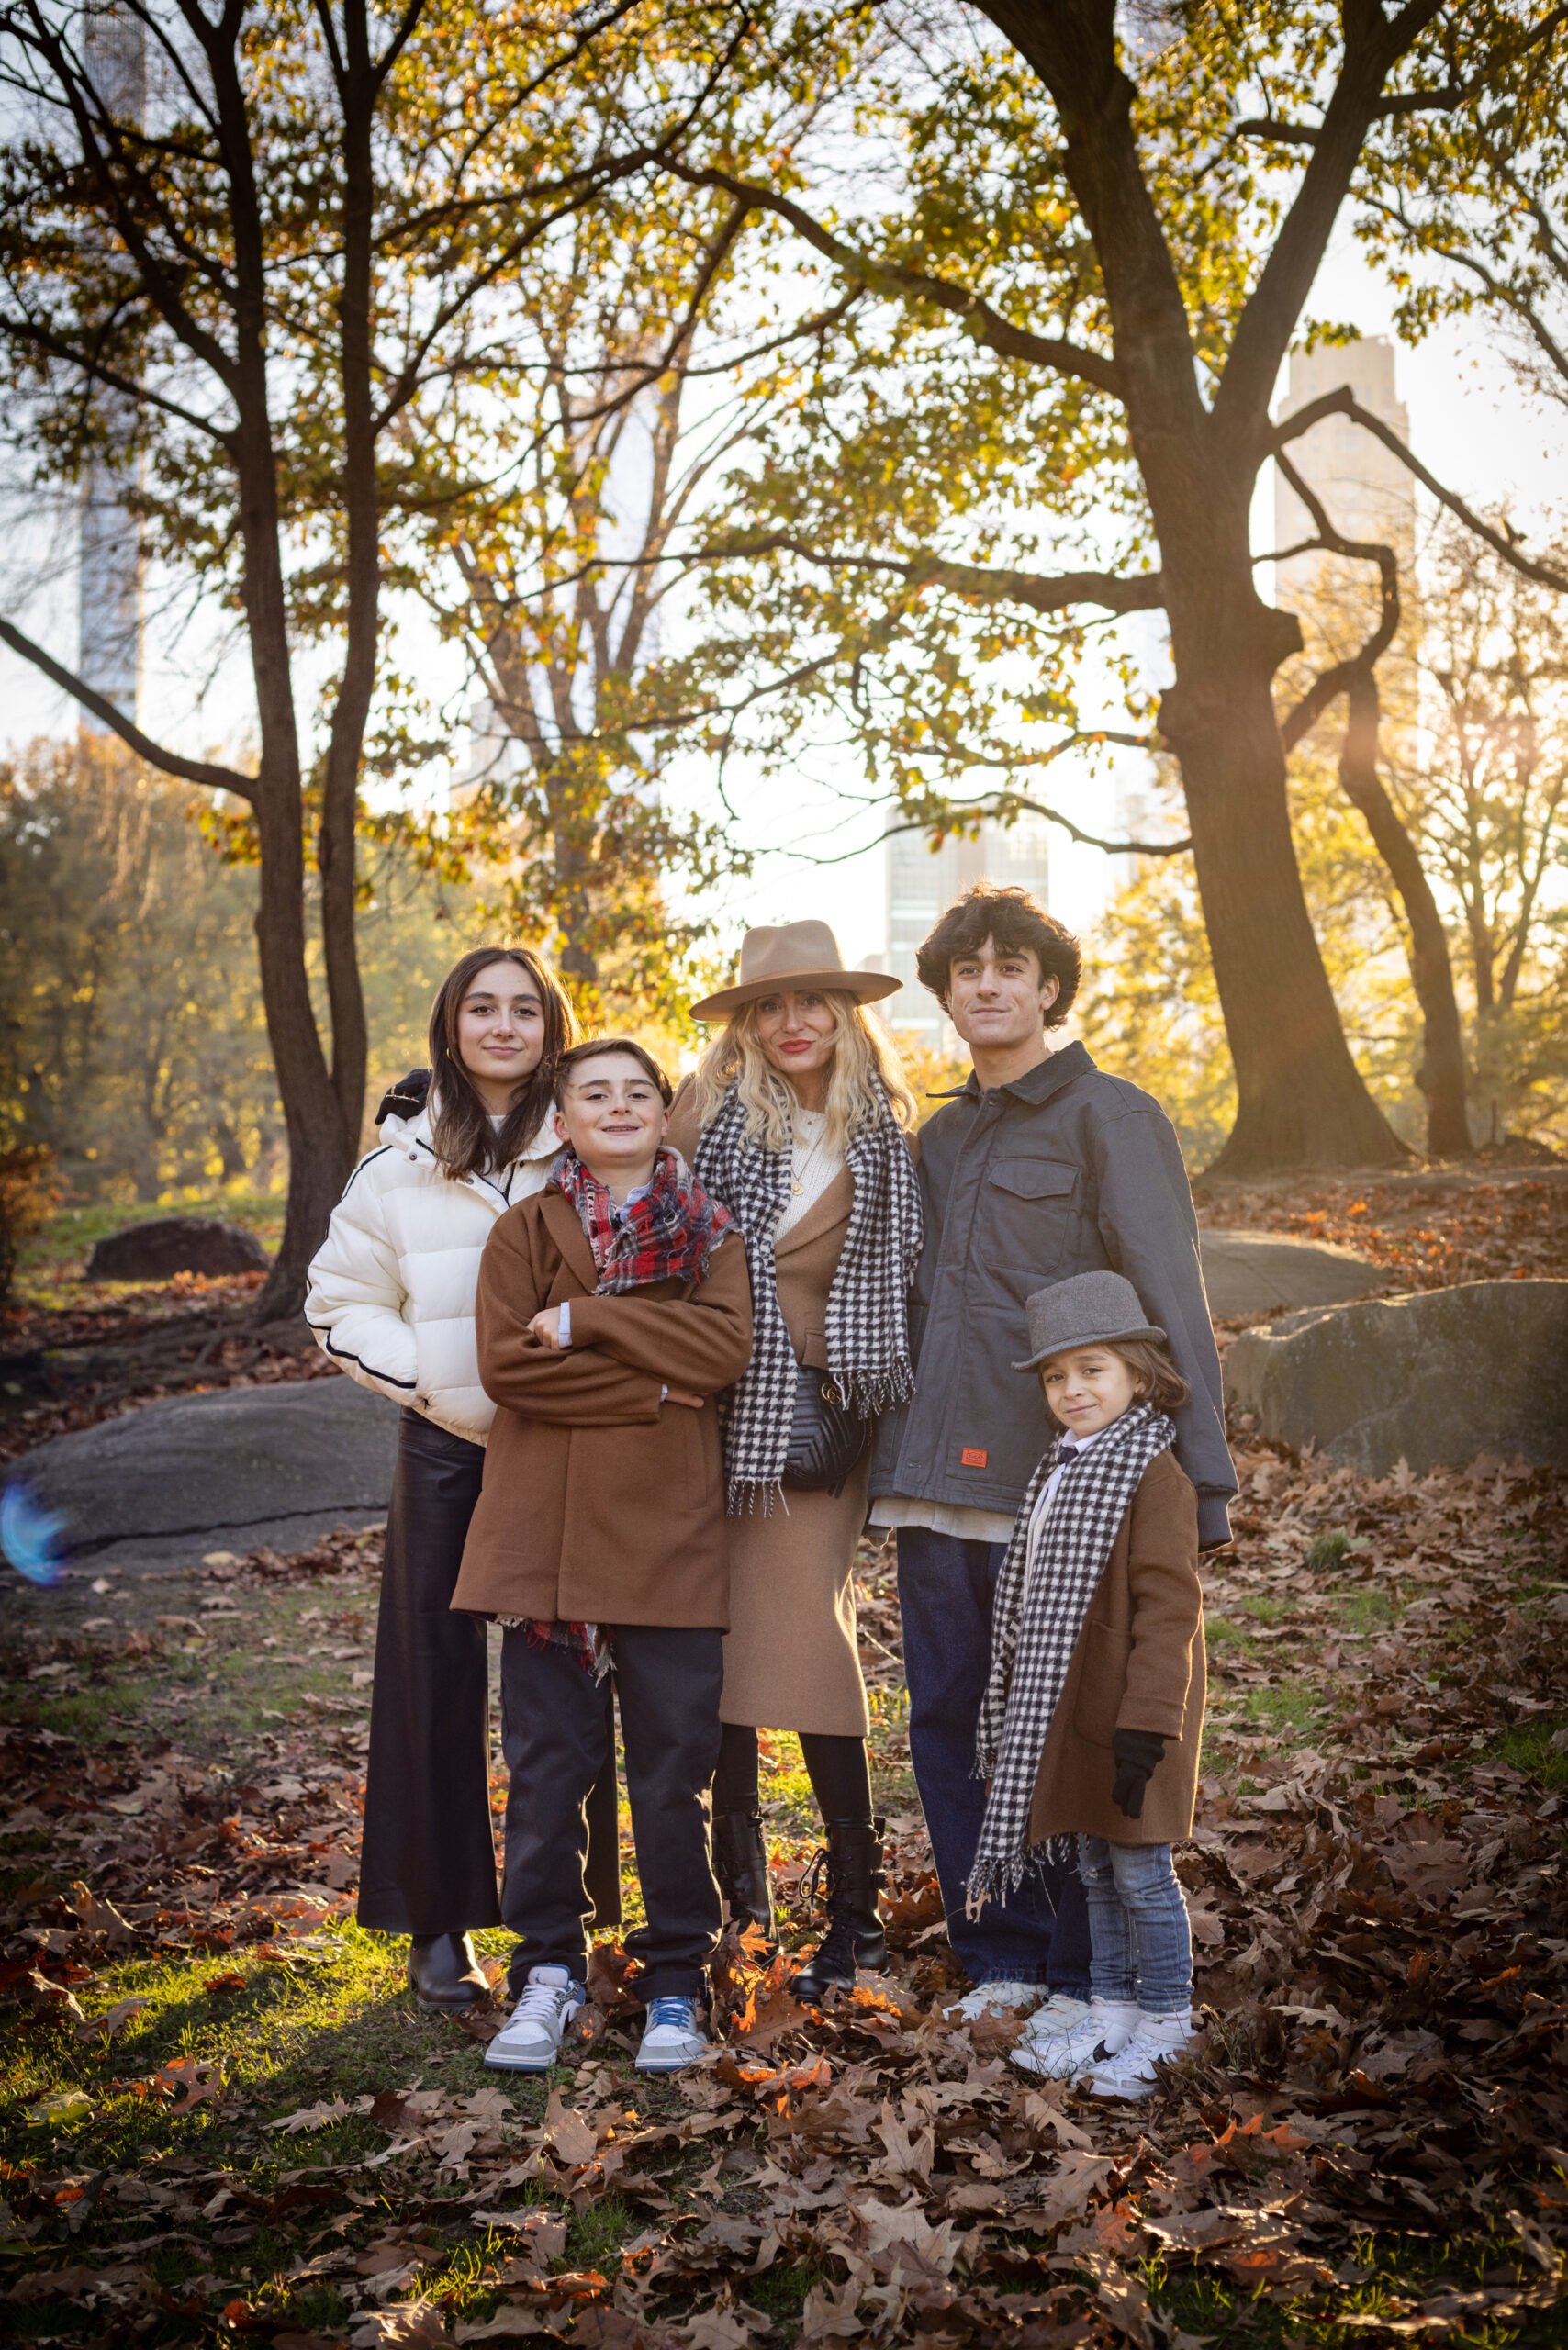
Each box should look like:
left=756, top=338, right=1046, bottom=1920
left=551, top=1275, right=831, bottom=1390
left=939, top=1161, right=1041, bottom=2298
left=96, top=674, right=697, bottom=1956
left=712, top=1810, right=777, bottom=1950
left=790, top=1818, right=889, bottom=2003
left=408, top=1932, right=487, bottom=2011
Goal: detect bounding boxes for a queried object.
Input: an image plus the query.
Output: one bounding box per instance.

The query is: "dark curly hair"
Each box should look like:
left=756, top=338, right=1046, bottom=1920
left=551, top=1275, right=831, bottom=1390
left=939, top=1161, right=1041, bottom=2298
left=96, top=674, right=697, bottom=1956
left=915, top=883, right=1081, bottom=1029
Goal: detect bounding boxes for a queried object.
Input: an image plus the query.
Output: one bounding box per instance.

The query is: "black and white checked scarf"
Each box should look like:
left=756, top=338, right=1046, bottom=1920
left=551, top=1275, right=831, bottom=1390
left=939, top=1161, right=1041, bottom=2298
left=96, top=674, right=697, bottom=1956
left=966, top=1400, right=1175, bottom=1914
left=694, top=1081, right=924, bottom=1512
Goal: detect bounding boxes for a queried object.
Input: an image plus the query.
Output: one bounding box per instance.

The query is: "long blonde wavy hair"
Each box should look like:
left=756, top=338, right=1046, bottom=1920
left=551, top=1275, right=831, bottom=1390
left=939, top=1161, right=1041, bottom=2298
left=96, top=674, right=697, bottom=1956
left=693, top=990, right=919, bottom=1154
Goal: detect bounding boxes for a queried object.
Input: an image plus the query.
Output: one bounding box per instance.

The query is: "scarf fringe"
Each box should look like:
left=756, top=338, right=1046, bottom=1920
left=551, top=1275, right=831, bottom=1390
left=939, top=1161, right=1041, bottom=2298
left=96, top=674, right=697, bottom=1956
left=836, top=1362, right=915, bottom=1417
left=963, top=1831, right=1079, bottom=1921
left=726, top=1476, right=786, bottom=1517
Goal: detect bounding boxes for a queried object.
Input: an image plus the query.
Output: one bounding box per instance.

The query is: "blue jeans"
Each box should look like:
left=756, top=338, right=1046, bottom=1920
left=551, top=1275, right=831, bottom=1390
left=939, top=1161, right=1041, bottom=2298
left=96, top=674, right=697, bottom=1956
left=896, top=1528, right=1091, bottom=1992
left=1077, top=1835, right=1193, bottom=2014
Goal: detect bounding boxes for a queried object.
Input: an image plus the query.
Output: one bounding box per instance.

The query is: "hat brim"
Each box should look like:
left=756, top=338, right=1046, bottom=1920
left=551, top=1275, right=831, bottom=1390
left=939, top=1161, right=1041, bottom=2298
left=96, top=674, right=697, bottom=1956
left=689, top=968, right=902, bottom=1023
left=1012, top=1320, right=1167, bottom=1371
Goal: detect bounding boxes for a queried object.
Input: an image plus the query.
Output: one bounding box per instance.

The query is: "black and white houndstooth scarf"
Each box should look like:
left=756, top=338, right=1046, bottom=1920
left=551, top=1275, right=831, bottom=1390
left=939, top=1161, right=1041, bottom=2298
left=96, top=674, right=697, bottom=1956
left=966, top=1400, right=1175, bottom=1914
left=694, top=1081, right=924, bottom=1512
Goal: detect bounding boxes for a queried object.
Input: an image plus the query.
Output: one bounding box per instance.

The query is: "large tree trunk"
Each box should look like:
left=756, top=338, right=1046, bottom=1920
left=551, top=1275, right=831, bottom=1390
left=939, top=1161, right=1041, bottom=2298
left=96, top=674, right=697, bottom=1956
left=1159, top=588, right=1408, bottom=1174
left=249, top=761, right=357, bottom=1321
left=1338, top=672, right=1473, bottom=1158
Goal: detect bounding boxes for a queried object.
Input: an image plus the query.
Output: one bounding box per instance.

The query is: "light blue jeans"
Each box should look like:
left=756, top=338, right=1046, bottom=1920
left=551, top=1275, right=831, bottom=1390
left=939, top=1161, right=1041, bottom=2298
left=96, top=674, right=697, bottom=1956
left=1076, top=1835, right=1193, bottom=2015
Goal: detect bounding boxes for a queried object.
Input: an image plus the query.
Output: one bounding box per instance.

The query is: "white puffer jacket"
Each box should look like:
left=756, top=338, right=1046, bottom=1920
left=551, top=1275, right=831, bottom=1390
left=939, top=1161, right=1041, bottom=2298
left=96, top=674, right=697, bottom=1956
left=305, top=1099, right=559, bottom=1444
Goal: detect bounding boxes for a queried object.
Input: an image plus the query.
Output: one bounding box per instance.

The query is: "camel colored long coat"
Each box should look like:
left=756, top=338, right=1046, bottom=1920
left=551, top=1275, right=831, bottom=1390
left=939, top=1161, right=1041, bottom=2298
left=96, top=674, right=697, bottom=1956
left=1026, top=1449, right=1205, bottom=1848
left=452, top=1189, right=754, bottom=1628
left=668, top=1086, right=872, bottom=1738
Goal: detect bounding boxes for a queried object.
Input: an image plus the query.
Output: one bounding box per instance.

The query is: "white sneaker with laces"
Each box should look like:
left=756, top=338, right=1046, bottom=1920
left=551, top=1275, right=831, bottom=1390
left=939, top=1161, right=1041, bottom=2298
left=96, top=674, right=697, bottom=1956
left=941, top=1979, right=1041, bottom=2023
left=634, top=1995, right=711, bottom=2073
left=485, top=1964, right=586, bottom=2073
left=1012, top=1994, right=1139, bottom=2079
left=1085, top=2007, right=1197, bottom=2100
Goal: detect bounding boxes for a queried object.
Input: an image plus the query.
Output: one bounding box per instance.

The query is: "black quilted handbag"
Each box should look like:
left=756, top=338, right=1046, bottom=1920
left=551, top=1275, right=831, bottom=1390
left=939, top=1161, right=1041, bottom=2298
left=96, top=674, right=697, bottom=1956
left=782, top=1362, right=867, bottom=1495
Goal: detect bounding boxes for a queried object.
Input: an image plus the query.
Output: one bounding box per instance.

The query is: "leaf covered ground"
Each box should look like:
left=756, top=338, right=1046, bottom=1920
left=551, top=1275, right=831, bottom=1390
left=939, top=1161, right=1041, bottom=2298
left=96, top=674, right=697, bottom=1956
left=3, top=1431, right=1566, bottom=2350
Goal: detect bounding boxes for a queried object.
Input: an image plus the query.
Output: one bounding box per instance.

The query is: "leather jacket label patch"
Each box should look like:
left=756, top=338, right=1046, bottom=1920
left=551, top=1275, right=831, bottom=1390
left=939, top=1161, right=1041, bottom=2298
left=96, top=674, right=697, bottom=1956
left=960, top=1447, right=988, bottom=1467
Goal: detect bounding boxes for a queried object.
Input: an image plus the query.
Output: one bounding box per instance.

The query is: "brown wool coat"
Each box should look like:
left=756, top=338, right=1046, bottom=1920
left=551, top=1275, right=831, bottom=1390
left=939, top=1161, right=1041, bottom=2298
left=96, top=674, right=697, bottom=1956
left=668, top=1083, right=872, bottom=1738
left=451, top=1188, right=754, bottom=1628
left=1026, top=1449, right=1206, bottom=1849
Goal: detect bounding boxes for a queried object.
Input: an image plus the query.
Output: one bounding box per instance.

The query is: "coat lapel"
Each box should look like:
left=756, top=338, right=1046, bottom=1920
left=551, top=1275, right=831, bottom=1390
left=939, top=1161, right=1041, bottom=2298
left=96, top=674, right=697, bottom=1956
left=540, top=1188, right=599, bottom=1293
left=774, top=1165, right=853, bottom=1260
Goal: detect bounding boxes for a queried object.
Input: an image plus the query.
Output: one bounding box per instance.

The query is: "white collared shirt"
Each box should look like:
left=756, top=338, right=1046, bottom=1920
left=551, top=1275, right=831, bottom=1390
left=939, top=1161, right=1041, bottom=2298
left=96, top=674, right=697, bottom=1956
left=1023, top=1420, right=1108, bottom=1597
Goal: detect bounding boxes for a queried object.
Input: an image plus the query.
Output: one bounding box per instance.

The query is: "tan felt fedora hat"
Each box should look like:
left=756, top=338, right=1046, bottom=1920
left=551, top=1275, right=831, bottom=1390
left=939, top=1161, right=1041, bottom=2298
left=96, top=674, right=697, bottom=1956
left=689, top=920, right=902, bottom=1023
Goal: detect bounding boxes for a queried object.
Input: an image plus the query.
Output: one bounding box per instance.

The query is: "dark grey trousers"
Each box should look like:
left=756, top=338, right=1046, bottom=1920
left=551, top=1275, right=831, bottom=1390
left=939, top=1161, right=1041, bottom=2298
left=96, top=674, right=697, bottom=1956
left=358, top=1409, right=621, bottom=1936
left=499, top=1622, right=723, bottom=2000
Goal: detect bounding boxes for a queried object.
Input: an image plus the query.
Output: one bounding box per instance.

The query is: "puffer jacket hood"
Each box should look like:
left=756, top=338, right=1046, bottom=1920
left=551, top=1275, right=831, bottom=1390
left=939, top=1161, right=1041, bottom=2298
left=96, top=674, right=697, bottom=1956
left=305, top=1086, right=561, bottom=1445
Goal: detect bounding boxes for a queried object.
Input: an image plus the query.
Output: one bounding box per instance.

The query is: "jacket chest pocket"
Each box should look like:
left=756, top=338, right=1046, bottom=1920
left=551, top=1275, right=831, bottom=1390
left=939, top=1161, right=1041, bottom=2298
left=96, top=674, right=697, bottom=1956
left=982, top=1156, right=1079, bottom=1282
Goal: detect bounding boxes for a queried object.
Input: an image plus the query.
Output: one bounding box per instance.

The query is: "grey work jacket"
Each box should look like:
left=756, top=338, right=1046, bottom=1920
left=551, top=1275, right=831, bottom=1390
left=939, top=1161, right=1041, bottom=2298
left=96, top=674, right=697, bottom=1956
left=869, top=1040, right=1236, bottom=1549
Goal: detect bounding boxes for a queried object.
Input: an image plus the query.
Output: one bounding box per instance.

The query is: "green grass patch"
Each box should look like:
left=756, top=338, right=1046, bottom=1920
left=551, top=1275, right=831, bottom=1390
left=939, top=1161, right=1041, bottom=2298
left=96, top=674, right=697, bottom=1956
left=1205, top=1614, right=1260, bottom=1655
left=1489, top=1718, right=1568, bottom=1792
left=1335, top=1585, right=1400, bottom=1636
left=1140, top=2226, right=1566, bottom=2348
left=1241, top=1679, right=1325, bottom=1734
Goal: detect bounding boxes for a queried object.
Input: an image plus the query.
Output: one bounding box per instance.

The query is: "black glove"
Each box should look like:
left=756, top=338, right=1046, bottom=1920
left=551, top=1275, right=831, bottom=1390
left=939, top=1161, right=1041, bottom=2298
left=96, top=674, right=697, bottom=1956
left=1110, top=1727, right=1167, bottom=1821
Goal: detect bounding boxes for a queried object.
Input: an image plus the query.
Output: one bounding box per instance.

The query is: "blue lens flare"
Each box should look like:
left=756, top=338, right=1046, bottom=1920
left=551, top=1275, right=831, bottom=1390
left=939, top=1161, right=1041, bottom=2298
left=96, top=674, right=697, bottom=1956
left=1, top=1482, right=68, bottom=1586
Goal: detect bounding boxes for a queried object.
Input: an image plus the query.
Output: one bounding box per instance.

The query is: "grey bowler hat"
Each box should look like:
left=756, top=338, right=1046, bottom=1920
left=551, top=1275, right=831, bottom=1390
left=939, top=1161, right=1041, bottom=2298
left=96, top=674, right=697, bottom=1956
left=1013, top=1270, right=1167, bottom=1372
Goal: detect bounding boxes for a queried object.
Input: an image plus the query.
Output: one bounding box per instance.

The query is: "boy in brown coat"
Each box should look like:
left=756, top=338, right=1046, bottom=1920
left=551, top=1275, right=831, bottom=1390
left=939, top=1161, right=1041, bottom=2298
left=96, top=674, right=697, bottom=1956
left=966, top=1271, right=1211, bottom=2102
left=454, top=1039, right=753, bottom=2075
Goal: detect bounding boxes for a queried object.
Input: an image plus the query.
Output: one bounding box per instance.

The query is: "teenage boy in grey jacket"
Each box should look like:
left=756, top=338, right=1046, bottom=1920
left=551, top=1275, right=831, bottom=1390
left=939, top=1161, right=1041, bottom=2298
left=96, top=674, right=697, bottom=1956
left=870, top=883, right=1234, bottom=2028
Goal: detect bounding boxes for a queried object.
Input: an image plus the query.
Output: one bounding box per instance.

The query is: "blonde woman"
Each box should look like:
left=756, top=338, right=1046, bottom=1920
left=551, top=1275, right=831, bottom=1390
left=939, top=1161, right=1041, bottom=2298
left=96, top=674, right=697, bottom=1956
left=668, top=922, right=923, bottom=1998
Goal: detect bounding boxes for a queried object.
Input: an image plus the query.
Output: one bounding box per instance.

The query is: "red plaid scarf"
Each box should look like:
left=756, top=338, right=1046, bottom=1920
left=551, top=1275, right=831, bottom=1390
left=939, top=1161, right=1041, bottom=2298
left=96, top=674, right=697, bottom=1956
left=554, top=1147, right=732, bottom=1291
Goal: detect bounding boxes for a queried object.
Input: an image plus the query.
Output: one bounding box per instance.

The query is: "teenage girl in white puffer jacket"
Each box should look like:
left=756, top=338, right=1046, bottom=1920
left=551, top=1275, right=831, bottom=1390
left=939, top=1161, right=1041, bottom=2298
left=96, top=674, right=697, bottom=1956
left=307, top=946, right=617, bottom=2012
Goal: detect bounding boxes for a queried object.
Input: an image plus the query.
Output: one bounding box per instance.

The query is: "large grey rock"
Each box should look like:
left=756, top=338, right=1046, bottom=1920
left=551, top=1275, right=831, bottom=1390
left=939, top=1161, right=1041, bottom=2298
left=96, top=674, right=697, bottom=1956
left=85, top=1216, right=269, bottom=1281
left=1199, top=1227, right=1388, bottom=1319
left=2, top=1376, right=399, bottom=1573
left=1226, top=1279, right=1568, bottom=1476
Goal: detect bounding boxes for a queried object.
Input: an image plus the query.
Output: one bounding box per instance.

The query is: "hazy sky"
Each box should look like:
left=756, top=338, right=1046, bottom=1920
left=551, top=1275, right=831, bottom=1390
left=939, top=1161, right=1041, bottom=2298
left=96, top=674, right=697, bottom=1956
left=5, top=214, right=1562, bottom=978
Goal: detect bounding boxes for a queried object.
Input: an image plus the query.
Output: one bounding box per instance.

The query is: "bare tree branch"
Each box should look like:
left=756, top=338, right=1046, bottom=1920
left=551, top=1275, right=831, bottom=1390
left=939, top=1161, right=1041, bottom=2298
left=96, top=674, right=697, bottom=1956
left=662, top=158, right=1125, bottom=399
left=791, top=795, right=1189, bottom=865
left=1271, top=386, right=1568, bottom=592
left=1273, top=445, right=1399, bottom=749
left=688, top=533, right=1165, bottom=617
left=0, top=615, right=257, bottom=799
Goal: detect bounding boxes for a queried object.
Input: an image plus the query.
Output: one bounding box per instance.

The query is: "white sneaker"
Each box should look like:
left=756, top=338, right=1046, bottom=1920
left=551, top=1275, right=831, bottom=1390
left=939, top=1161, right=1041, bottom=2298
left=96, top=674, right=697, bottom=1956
left=485, top=1964, right=586, bottom=2072
left=634, top=1995, right=711, bottom=2073
left=1012, top=1994, right=1138, bottom=2080
left=941, top=1979, right=1041, bottom=2023
left=1085, top=2008, right=1197, bottom=2100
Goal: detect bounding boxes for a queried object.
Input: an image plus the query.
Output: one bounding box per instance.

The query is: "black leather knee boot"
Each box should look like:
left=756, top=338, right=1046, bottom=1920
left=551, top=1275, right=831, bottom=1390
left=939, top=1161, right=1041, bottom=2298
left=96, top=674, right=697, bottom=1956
left=790, top=1818, right=889, bottom=2002
left=711, top=1810, right=777, bottom=1951
left=408, top=1932, right=488, bottom=2010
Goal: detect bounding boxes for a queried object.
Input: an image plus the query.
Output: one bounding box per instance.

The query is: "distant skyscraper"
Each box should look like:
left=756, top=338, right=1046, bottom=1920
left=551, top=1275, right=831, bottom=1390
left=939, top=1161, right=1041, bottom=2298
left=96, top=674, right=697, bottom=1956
left=78, top=6, right=145, bottom=730
left=1273, top=337, right=1416, bottom=659
left=885, top=811, right=1051, bottom=1050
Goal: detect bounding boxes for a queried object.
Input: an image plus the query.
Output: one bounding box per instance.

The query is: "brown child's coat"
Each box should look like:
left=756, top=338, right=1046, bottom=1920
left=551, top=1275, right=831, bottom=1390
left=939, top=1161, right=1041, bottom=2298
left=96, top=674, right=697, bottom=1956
left=1026, top=1449, right=1205, bottom=1848
left=452, top=1190, right=754, bottom=1628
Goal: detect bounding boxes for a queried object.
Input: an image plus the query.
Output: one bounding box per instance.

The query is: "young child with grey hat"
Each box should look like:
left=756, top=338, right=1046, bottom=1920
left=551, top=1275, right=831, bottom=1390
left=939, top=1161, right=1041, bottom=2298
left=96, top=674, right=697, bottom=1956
left=965, top=1270, right=1211, bottom=2099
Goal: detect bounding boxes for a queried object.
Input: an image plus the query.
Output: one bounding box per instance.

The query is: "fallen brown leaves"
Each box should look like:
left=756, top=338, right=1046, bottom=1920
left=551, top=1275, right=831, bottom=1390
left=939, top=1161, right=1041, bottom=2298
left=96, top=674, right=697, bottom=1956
left=3, top=1416, right=1567, bottom=2341
left=1198, top=1167, right=1568, bottom=1291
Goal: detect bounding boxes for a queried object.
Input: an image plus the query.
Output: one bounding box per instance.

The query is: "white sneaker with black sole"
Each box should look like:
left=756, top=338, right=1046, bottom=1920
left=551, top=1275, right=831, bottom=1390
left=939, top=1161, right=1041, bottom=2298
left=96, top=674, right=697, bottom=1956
left=1012, top=1994, right=1139, bottom=2080
left=485, top=1964, right=586, bottom=2073
left=634, top=1995, right=711, bottom=2073
left=1085, top=2008, right=1197, bottom=2100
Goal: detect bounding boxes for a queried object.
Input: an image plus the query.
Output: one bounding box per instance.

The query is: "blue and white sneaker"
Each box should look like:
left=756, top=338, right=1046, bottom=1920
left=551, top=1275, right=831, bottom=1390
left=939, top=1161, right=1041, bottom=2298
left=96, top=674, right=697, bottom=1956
left=485, top=1964, right=586, bottom=2072
left=634, top=1995, right=711, bottom=2073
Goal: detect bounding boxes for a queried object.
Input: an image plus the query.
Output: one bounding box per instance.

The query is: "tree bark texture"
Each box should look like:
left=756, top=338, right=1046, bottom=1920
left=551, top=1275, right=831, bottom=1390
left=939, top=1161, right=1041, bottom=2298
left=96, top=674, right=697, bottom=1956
left=1338, top=672, right=1473, bottom=1158
left=1159, top=602, right=1407, bottom=1172
left=973, top=0, right=1429, bottom=1172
